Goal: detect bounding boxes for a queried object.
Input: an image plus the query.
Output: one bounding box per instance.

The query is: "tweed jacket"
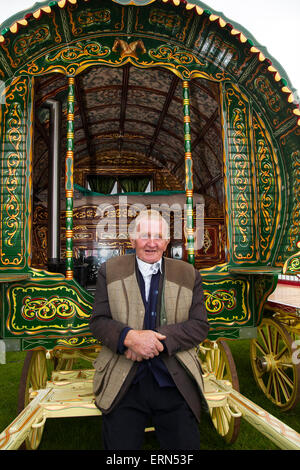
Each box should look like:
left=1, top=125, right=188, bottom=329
left=90, top=254, right=209, bottom=420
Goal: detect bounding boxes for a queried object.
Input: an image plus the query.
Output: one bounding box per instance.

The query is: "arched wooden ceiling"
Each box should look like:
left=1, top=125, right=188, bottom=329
left=34, top=64, right=224, bottom=203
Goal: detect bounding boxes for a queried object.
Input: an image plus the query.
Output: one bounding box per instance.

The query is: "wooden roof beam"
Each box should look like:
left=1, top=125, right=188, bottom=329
left=172, top=107, right=219, bottom=174
left=203, top=173, right=223, bottom=190
left=118, top=64, right=130, bottom=154
left=35, top=114, right=49, bottom=146
left=147, top=75, right=180, bottom=159
left=192, top=108, right=219, bottom=150
left=74, top=76, right=95, bottom=159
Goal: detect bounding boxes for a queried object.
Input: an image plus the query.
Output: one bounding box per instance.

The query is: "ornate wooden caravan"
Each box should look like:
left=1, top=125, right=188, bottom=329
left=0, top=0, right=299, bottom=450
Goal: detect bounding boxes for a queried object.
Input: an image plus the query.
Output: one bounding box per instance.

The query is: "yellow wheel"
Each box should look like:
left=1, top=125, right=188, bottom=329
left=17, top=349, right=75, bottom=450
left=250, top=317, right=300, bottom=411
left=18, top=350, right=50, bottom=450
left=198, top=340, right=241, bottom=444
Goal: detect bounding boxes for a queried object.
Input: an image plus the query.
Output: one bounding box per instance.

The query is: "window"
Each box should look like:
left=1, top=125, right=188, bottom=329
left=86, top=175, right=153, bottom=194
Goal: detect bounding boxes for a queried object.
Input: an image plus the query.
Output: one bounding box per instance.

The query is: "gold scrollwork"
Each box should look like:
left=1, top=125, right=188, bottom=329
left=1, top=77, right=28, bottom=266
left=287, top=151, right=300, bottom=253
left=46, top=41, right=110, bottom=63
left=13, top=26, right=50, bottom=57
left=284, top=252, right=300, bottom=273
left=21, top=294, right=90, bottom=322
left=226, top=85, right=256, bottom=261
left=78, top=8, right=111, bottom=27
left=149, top=44, right=205, bottom=67
left=254, top=75, right=281, bottom=113
left=57, top=337, right=99, bottom=347
left=5, top=104, right=22, bottom=248
left=204, top=289, right=237, bottom=314
left=69, top=3, right=120, bottom=37
left=149, top=8, right=181, bottom=31
left=232, top=108, right=252, bottom=253
left=203, top=229, right=212, bottom=253
left=253, top=113, right=280, bottom=260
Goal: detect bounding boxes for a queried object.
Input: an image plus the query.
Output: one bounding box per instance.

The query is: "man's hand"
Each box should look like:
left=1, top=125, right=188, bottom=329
left=124, top=329, right=166, bottom=360
left=124, top=349, right=143, bottom=362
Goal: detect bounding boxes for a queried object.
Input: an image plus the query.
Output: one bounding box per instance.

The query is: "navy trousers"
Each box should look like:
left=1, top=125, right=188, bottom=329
left=102, top=369, right=201, bottom=450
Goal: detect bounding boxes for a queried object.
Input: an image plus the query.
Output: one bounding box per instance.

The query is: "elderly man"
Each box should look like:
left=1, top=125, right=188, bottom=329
left=89, top=209, right=209, bottom=450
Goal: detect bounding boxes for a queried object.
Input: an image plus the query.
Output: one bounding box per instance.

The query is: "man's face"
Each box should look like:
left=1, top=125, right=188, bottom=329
left=130, top=217, right=170, bottom=264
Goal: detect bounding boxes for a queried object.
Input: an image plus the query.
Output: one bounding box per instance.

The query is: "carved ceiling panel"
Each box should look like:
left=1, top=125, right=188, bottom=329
left=33, top=63, right=223, bottom=205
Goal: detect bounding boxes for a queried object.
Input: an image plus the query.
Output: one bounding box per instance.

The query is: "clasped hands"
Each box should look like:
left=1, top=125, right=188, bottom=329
left=123, top=329, right=166, bottom=362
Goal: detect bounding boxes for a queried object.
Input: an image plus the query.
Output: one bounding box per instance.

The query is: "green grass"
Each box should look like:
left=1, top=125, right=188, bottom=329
left=1, top=341, right=300, bottom=450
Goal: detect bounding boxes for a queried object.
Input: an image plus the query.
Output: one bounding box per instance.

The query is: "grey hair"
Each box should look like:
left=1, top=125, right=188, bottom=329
left=129, top=209, right=170, bottom=239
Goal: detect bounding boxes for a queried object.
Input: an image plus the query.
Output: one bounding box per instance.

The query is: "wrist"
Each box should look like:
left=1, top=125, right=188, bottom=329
left=123, top=329, right=137, bottom=348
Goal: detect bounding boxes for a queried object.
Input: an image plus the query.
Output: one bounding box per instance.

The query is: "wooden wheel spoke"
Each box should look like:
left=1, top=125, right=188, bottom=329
left=273, top=373, right=282, bottom=403
left=206, top=353, right=213, bottom=374
left=276, top=367, right=294, bottom=390
left=216, top=355, right=226, bottom=380
left=211, top=407, right=229, bottom=437
left=253, top=339, right=268, bottom=357
left=266, top=370, right=274, bottom=397
left=219, top=408, right=229, bottom=436
left=199, top=340, right=240, bottom=444
left=274, top=370, right=291, bottom=402
left=274, top=330, right=281, bottom=355
left=18, top=349, right=73, bottom=450
left=257, top=328, right=270, bottom=355
left=279, top=362, right=294, bottom=368
left=266, top=325, right=275, bottom=354
left=274, top=345, right=289, bottom=362
left=250, top=317, right=300, bottom=411
left=213, top=349, right=220, bottom=376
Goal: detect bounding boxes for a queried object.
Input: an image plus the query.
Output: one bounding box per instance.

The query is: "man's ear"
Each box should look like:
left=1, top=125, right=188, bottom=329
left=130, top=238, right=136, bottom=249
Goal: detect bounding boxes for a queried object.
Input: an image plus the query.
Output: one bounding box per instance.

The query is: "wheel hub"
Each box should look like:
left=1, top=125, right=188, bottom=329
left=255, top=354, right=276, bottom=373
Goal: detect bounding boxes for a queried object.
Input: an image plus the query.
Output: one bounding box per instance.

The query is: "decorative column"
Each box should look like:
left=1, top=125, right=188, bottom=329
left=65, top=77, right=75, bottom=280
left=182, top=81, right=195, bottom=265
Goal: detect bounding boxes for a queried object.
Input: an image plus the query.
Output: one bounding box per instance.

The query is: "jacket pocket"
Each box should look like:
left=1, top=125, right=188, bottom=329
left=93, top=347, right=115, bottom=397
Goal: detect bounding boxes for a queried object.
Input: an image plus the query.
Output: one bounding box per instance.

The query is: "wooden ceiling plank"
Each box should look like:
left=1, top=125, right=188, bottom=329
left=118, top=64, right=130, bottom=153
left=192, top=108, right=219, bottom=150
left=173, top=107, right=221, bottom=198
left=147, top=75, right=180, bottom=159
left=35, top=114, right=49, bottom=146
left=74, top=75, right=95, bottom=159
left=203, top=173, right=223, bottom=190
left=120, top=64, right=130, bottom=135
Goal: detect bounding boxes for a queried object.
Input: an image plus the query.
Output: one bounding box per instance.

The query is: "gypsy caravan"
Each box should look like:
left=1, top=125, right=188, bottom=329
left=0, top=0, right=299, bottom=449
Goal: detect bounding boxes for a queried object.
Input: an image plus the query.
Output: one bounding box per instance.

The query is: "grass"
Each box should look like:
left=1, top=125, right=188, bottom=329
left=0, top=340, right=300, bottom=451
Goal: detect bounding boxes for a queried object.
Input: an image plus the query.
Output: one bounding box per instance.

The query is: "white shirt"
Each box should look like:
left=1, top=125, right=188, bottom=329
left=136, top=257, right=162, bottom=302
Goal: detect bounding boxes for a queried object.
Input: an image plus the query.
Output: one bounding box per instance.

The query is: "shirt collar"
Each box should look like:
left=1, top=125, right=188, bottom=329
left=136, top=257, right=162, bottom=277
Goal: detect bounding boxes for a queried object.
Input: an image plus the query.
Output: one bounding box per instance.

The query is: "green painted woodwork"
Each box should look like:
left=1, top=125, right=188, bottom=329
left=204, top=271, right=277, bottom=341
left=0, top=76, right=34, bottom=270
left=182, top=81, right=195, bottom=265
left=0, top=0, right=298, bottom=348
left=252, top=110, right=283, bottom=264
left=65, top=77, right=75, bottom=277
left=0, top=271, right=276, bottom=346
left=3, top=278, right=93, bottom=338
left=222, top=82, right=258, bottom=264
